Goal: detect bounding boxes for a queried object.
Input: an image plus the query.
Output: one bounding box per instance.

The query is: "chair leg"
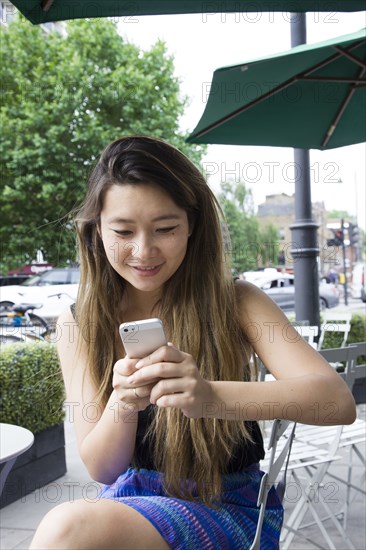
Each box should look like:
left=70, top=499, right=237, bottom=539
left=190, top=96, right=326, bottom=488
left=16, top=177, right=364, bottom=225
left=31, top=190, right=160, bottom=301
left=345, top=444, right=366, bottom=529
left=281, top=495, right=309, bottom=549
left=324, top=443, right=366, bottom=530
left=306, top=499, right=338, bottom=550
left=282, top=468, right=357, bottom=549
left=307, top=488, right=356, bottom=549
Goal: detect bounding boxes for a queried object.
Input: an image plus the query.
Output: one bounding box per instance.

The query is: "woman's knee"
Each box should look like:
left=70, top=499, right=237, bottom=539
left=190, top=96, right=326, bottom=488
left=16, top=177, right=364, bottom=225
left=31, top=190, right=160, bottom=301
left=30, top=500, right=91, bottom=549
left=30, top=498, right=169, bottom=549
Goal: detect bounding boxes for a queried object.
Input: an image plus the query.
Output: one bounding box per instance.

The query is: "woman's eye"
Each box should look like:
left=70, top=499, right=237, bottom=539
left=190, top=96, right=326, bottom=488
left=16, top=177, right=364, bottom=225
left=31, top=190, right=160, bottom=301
left=113, top=230, right=133, bottom=236
left=157, top=225, right=179, bottom=234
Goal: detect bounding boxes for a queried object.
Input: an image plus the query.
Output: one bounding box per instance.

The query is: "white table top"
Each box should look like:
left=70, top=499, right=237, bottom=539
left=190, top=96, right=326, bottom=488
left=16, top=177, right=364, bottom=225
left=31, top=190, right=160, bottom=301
left=0, top=423, right=34, bottom=463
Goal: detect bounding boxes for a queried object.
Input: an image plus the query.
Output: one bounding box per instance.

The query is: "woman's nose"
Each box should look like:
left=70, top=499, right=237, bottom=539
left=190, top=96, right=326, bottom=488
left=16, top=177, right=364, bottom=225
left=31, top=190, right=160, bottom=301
left=133, top=234, right=158, bottom=260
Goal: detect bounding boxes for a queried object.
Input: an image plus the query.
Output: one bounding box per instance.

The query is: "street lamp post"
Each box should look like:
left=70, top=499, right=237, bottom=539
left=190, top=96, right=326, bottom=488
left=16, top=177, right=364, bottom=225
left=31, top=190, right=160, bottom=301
left=289, top=13, right=321, bottom=329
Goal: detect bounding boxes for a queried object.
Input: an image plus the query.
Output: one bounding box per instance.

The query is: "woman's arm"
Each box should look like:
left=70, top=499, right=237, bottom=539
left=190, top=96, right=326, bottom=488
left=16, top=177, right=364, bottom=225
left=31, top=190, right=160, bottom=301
left=129, top=281, right=356, bottom=425
left=207, top=280, right=356, bottom=426
left=57, top=308, right=139, bottom=484
left=123, top=281, right=356, bottom=426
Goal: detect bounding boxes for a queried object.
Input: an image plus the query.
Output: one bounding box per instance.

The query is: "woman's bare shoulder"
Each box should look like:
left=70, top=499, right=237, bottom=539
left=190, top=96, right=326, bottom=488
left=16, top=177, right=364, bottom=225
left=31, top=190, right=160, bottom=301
left=234, top=278, right=259, bottom=297
left=234, top=277, right=291, bottom=327
left=56, top=306, right=79, bottom=346
left=234, top=278, right=269, bottom=308
left=57, top=305, right=76, bottom=324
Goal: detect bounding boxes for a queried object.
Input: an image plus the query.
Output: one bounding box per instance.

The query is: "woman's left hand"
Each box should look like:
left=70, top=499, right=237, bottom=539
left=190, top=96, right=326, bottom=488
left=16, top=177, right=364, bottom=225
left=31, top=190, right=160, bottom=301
left=127, top=344, right=214, bottom=418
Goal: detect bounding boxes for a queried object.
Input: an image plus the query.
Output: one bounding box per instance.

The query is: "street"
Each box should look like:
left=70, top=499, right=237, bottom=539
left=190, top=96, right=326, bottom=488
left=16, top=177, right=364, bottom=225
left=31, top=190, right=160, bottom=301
left=332, top=295, right=366, bottom=316
left=284, top=295, right=366, bottom=319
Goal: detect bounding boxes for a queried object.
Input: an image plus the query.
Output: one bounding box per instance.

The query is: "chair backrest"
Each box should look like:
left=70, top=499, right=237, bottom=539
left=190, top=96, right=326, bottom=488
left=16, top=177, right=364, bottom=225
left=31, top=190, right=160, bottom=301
left=318, top=313, right=352, bottom=350
left=293, top=325, right=319, bottom=348
left=351, top=341, right=366, bottom=378
left=321, top=312, right=352, bottom=323
left=319, top=344, right=358, bottom=392
left=249, top=419, right=296, bottom=550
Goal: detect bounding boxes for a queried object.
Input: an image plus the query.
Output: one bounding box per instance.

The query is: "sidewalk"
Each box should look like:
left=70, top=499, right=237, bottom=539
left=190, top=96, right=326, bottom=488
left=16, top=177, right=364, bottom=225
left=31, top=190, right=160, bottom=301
left=1, top=407, right=365, bottom=550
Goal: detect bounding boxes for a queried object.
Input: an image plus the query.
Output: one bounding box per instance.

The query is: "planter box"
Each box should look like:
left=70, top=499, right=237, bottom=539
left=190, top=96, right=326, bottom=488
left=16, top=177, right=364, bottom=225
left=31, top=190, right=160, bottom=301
left=353, top=377, right=366, bottom=404
left=0, top=423, right=66, bottom=508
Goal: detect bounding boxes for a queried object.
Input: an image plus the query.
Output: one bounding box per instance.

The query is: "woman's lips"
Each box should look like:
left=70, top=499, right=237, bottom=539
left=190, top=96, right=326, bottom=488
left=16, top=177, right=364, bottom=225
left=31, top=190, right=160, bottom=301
left=129, top=264, right=163, bottom=277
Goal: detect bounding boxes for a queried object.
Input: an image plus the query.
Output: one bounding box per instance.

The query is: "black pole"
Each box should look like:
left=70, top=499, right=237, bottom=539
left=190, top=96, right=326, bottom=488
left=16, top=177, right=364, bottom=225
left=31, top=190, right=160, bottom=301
left=289, top=13, right=321, bottom=329
left=341, top=218, right=349, bottom=306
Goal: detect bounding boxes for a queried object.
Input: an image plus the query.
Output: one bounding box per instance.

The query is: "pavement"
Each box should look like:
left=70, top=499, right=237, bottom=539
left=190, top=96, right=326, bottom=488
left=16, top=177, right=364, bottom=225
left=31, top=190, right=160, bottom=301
left=1, top=405, right=365, bottom=550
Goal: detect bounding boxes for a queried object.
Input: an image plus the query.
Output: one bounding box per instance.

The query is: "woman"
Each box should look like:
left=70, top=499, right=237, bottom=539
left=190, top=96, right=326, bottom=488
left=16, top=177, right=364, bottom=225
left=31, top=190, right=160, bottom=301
left=30, top=136, right=356, bottom=549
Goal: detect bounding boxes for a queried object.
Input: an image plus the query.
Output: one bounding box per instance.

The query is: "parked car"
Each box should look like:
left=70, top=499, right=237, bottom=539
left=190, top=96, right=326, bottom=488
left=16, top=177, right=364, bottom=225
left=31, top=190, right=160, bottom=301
left=244, top=271, right=339, bottom=311
left=0, top=274, right=32, bottom=286
left=351, top=262, right=366, bottom=303
left=0, top=268, right=80, bottom=321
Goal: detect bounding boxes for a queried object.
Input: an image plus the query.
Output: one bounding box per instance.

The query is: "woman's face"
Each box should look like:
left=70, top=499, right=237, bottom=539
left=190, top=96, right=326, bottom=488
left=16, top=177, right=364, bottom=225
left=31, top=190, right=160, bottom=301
left=99, top=183, right=191, bottom=297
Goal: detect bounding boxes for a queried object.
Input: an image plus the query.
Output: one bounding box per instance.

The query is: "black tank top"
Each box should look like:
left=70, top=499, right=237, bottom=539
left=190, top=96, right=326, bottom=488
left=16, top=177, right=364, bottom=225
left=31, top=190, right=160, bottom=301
left=134, top=405, right=264, bottom=472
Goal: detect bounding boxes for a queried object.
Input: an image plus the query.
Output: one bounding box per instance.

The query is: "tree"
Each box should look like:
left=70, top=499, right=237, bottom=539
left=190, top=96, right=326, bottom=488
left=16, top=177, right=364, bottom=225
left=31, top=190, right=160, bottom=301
left=218, top=181, right=258, bottom=273
left=218, top=180, right=279, bottom=273
left=259, top=223, right=280, bottom=267
left=0, top=17, right=205, bottom=272
left=327, top=209, right=352, bottom=221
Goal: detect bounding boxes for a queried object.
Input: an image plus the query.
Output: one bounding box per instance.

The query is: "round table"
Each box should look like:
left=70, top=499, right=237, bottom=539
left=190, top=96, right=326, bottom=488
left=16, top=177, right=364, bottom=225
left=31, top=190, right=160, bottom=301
left=0, top=423, right=34, bottom=496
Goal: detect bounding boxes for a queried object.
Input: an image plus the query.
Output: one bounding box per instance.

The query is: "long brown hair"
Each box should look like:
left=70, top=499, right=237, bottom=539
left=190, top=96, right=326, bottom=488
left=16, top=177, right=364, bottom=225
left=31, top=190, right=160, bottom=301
left=75, top=136, right=253, bottom=504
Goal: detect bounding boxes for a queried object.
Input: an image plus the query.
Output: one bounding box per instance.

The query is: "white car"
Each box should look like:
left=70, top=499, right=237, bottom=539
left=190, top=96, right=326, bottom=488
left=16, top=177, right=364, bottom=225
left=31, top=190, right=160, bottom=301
left=242, top=270, right=340, bottom=311
left=0, top=268, right=79, bottom=321
left=351, top=262, right=366, bottom=302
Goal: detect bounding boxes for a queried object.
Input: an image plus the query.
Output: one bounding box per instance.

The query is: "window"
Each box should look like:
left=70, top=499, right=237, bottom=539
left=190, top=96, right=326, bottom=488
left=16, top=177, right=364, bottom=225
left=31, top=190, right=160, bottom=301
left=279, top=227, right=286, bottom=240
left=38, top=270, right=69, bottom=285
left=70, top=270, right=81, bottom=284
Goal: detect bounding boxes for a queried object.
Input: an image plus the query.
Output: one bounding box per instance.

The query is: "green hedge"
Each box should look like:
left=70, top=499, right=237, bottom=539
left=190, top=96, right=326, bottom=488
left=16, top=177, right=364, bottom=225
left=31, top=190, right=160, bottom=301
left=0, top=342, right=65, bottom=434
left=322, top=313, right=366, bottom=362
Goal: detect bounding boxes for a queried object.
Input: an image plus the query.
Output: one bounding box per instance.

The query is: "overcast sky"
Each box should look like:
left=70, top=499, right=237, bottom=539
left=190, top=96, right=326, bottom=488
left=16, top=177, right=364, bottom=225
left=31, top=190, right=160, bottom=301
left=117, top=10, right=366, bottom=229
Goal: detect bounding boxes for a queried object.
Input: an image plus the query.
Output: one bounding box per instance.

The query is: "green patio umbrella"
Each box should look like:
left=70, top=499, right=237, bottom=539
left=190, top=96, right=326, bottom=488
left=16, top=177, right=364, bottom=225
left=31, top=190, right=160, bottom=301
left=187, top=24, right=365, bottom=327
left=187, top=28, right=366, bottom=149
left=9, top=0, right=366, bottom=25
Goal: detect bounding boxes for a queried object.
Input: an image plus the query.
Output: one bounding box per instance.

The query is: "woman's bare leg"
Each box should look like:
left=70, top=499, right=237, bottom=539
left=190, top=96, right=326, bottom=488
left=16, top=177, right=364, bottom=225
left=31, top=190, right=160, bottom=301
left=29, top=498, right=169, bottom=549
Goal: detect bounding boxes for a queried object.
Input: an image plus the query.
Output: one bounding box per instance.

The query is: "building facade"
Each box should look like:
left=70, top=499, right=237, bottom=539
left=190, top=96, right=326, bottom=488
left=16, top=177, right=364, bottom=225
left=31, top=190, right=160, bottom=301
left=257, top=193, right=357, bottom=280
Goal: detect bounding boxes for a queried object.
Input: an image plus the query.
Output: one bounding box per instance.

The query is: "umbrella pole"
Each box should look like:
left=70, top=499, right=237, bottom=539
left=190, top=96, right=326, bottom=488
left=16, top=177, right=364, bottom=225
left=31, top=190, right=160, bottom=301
left=290, top=14, right=321, bottom=330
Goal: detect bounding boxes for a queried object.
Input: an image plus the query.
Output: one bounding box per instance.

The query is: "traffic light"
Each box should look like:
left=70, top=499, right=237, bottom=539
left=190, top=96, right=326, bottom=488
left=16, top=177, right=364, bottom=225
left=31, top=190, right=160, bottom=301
left=326, top=228, right=343, bottom=247
left=349, top=223, right=359, bottom=245
left=333, top=229, right=344, bottom=246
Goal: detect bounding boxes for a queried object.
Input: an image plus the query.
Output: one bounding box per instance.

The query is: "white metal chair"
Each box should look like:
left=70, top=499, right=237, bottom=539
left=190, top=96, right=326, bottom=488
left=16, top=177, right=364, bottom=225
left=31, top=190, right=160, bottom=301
left=249, top=419, right=296, bottom=550
left=321, top=342, right=366, bottom=530
left=255, top=343, right=365, bottom=548
left=280, top=344, right=364, bottom=549
left=293, top=324, right=319, bottom=349
left=318, top=312, right=352, bottom=350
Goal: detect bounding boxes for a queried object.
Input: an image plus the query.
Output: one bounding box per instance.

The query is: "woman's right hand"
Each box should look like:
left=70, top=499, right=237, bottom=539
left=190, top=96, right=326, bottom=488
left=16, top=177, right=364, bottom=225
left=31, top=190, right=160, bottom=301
left=112, top=356, right=158, bottom=411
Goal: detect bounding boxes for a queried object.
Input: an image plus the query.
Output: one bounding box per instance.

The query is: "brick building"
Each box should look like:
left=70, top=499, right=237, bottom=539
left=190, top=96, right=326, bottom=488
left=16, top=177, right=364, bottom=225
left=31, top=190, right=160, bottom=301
left=256, top=193, right=351, bottom=277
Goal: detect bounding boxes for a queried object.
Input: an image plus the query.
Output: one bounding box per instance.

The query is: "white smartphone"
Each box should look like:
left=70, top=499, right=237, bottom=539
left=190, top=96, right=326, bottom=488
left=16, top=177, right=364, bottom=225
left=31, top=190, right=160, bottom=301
left=119, top=318, right=167, bottom=358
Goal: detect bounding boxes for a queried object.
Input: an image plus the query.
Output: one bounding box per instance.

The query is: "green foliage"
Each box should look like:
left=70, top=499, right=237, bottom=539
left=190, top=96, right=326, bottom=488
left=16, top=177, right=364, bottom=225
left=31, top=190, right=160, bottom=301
left=259, top=224, right=281, bottom=267
left=218, top=180, right=279, bottom=273
left=0, top=16, right=205, bottom=272
left=327, top=210, right=352, bottom=221
left=321, top=313, right=366, bottom=363
left=0, top=342, right=65, bottom=433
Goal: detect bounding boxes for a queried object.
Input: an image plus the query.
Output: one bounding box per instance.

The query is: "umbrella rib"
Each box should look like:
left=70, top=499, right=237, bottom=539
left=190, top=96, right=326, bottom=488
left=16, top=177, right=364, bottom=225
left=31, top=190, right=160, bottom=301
left=298, top=39, right=366, bottom=88
left=191, top=78, right=297, bottom=139
left=41, top=0, right=55, bottom=12
left=322, top=65, right=366, bottom=147
left=300, top=76, right=366, bottom=84
left=333, top=44, right=366, bottom=70
left=300, top=39, right=365, bottom=79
